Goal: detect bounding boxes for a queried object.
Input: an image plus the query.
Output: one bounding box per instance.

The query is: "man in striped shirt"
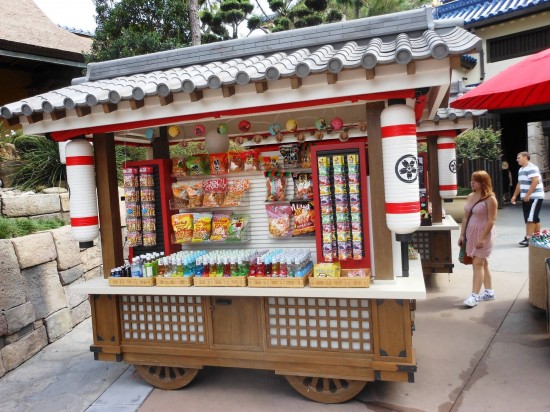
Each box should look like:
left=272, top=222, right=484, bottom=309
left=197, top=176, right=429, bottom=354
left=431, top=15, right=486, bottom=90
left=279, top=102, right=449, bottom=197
left=511, top=152, right=545, bottom=246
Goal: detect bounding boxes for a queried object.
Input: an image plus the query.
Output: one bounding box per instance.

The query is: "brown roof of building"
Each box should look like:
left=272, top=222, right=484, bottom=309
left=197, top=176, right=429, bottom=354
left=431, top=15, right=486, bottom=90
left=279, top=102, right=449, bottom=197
left=1, top=0, right=92, bottom=61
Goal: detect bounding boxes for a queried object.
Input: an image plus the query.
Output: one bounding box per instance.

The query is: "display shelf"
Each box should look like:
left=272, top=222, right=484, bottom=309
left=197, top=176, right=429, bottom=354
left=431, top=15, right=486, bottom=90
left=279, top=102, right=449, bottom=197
left=248, top=270, right=312, bottom=288
left=171, top=225, right=251, bottom=245
left=262, top=167, right=312, bottom=173
left=155, top=277, right=194, bottom=287
left=173, top=170, right=263, bottom=180
left=170, top=193, right=251, bottom=211
left=193, top=276, right=247, bottom=287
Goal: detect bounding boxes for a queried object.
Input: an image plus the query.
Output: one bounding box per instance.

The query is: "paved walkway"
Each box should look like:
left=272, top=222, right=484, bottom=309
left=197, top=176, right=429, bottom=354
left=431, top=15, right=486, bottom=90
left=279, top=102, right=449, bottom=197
left=1, top=202, right=549, bottom=412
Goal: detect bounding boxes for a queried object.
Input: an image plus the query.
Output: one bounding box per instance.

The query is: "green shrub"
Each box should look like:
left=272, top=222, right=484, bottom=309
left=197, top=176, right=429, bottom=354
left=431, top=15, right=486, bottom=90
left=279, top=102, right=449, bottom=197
left=456, top=127, right=502, bottom=160
left=0, top=216, right=66, bottom=239
left=115, top=145, right=147, bottom=184
left=457, top=186, right=473, bottom=196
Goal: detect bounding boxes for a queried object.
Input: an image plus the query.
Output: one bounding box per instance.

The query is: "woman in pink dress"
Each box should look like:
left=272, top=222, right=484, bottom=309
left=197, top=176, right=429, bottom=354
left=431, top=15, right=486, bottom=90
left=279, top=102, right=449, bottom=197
left=458, top=171, right=498, bottom=307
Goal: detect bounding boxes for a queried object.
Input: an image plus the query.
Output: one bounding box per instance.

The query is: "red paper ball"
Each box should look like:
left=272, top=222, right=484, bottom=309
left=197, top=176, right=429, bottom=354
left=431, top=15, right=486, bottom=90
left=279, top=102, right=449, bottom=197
left=238, top=120, right=251, bottom=133
left=194, top=124, right=206, bottom=136
left=330, top=117, right=344, bottom=130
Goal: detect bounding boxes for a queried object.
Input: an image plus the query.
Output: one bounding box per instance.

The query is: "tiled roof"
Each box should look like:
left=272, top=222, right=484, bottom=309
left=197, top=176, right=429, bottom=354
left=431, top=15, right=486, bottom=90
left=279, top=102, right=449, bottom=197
left=434, top=0, right=550, bottom=26
left=1, top=7, right=481, bottom=121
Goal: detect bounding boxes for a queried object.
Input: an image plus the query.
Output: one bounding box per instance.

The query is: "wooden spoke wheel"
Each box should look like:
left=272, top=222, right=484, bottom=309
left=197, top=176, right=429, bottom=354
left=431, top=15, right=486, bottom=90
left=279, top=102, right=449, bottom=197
left=134, top=365, right=199, bottom=390
left=285, top=375, right=367, bottom=404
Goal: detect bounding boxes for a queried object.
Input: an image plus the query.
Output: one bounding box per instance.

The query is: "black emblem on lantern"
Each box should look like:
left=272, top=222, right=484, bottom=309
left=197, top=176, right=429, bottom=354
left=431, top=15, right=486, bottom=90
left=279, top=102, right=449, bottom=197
left=395, top=154, right=418, bottom=183
left=449, top=159, right=457, bottom=174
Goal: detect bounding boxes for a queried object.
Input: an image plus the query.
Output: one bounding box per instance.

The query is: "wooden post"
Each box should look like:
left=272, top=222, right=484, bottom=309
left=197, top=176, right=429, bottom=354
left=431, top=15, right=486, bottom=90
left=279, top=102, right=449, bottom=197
left=366, top=101, right=394, bottom=280
left=93, top=133, right=124, bottom=276
left=153, top=126, right=171, bottom=159
left=427, top=137, right=443, bottom=223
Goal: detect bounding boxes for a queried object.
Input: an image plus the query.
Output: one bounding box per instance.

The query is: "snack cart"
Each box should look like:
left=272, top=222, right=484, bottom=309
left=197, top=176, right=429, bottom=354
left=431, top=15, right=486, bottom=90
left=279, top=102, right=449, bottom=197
left=0, top=8, right=480, bottom=403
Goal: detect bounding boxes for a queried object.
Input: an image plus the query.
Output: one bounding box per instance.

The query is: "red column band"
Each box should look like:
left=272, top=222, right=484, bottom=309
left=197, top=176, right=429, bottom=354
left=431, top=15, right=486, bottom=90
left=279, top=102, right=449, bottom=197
left=437, top=143, right=456, bottom=150
left=71, top=216, right=99, bottom=226
left=381, top=124, right=416, bottom=138
left=385, top=201, right=420, bottom=214
left=66, top=156, right=94, bottom=166
left=439, top=184, right=458, bottom=191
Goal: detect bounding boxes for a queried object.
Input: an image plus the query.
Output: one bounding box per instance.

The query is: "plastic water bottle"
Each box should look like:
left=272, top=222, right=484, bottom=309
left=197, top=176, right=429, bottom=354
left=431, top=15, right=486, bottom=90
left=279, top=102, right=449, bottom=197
left=195, top=257, right=204, bottom=277
left=130, top=258, right=143, bottom=278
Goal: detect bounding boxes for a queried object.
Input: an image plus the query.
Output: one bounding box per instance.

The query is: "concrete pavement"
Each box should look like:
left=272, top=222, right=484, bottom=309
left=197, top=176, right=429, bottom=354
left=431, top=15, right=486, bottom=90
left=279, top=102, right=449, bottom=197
left=1, top=202, right=549, bottom=412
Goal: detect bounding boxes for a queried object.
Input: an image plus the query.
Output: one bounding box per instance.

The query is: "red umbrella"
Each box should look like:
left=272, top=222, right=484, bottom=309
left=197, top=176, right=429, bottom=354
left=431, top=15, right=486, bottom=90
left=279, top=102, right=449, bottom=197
left=451, top=47, right=550, bottom=110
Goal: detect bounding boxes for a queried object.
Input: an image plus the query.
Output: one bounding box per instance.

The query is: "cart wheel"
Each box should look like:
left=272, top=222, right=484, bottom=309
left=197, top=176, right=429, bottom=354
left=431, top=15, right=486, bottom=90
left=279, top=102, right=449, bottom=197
left=134, top=365, right=199, bottom=390
left=285, top=375, right=367, bottom=404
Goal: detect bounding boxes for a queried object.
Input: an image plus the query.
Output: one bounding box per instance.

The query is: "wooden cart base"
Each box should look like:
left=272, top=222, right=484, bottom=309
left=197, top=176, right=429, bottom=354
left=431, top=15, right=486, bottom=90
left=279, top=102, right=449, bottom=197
left=90, top=293, right=416, bottom=403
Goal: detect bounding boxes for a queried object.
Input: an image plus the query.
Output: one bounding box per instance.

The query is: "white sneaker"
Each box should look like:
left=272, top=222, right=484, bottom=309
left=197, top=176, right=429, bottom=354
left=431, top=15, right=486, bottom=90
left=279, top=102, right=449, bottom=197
left=463, top=294, right=478, bottom=307
left=478, top=290, right=495, bottom=301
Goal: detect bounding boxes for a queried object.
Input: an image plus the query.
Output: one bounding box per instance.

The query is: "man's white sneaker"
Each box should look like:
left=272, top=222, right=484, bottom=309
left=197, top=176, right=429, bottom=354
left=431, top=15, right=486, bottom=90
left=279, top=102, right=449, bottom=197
left=478, top=290, right=495, bottom=301
left=463, top=294, right=478, bottom=307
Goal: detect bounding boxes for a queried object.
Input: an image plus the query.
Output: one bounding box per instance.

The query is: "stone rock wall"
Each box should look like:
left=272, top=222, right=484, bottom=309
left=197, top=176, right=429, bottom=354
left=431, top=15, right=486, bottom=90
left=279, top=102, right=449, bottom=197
left=527, top=122, right=549, bottom=172
left=0, top=226, right=103, bottom=377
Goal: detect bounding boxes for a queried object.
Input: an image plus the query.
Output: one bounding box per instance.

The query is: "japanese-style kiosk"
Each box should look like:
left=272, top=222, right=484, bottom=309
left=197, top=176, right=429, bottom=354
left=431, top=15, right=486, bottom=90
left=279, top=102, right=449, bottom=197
left=0, top=8, right=480, bottom=403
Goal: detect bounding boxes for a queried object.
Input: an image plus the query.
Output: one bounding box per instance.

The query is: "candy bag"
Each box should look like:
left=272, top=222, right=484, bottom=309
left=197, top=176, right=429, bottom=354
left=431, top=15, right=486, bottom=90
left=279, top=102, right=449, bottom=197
left=186, top=154, right=210, bottom=175
left=243, top=150, right=259, bottom=171
left=265, top=172, right=287, bottom=202
left=202, top=178, right=228, bottom=207
left=291, top=201, right=315, bottom=236
left=210, top=212, right=232, bottom=242
left=187, top=183, right=204, bottom=208
left=192, top=213, right=213, bottom=242
left=172, top=213, right=194, bottom=243
left=172, top=157, right=187, bottom=177
left=209, top=153, right=228, bottom=175
left=171, top=182, right=189, bottom=208
left=222, top=179, right=250, bottom=206
left=261, top=155, right=280, bottom=171
left=227, top=152, right=244, bottom=173
left=292, top=172, right=313, bottom=200
left=227, top=214, right=250, bottom=241
left=266, top=205, right=292, bottom=238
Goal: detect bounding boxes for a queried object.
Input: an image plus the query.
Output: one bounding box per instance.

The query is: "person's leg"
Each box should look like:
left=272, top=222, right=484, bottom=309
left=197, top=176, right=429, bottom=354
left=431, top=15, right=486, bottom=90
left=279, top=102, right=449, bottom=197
left=526, top=222, right=536, bottom=238
left=535, top=223, right=541, bottom=233
left=482, top=259, right=492, bottom=289
left=471, top=256, right=485, bottom=294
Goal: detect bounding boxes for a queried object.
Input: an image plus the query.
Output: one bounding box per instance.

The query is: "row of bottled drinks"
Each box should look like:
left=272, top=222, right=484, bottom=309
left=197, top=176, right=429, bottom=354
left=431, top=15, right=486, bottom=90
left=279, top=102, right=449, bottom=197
left=110, top=248, right=314, bottom=279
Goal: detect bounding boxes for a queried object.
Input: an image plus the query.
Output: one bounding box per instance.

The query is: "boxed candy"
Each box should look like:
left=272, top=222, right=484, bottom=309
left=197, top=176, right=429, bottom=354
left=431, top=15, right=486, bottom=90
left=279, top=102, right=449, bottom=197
left=314, top=262, right=341, bottom=278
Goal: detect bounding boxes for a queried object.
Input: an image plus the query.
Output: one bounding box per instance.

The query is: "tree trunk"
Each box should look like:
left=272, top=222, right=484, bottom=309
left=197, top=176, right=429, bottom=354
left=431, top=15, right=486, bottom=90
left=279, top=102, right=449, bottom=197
left=189, top=0, right=201, bottom=46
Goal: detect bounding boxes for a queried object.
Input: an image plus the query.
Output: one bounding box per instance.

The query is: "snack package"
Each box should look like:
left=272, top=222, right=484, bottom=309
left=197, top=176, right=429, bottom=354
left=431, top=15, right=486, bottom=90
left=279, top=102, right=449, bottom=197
left=171, top=182, right=190, bottom=208
left=172, top=157, right=187, bottom=177
left=192, top=213, right=213, bottom=242
left=227, top=214, right=250, bottom=241
left=141, top=201, right=155, bottom=217
left=243, top=150, right=259, bottom=171
left=143, top=232, right=156, bottom=246
left=122, top=168, right=139, bottom=188
left=126, top=217, right=141, bottom=232
left=124, top=187, right=139, bottom=202
left=139, top=167, right=154, bottom=187
left=209, top=153, right=228, bottom=175
left=127, top=232, right=142, bottom=247
left=172, top=213, right=194, bottom=243
left=140, top=187, right=155, bottom=202
left=291, top=201, right=315, bottom=236
left=279, top=144, right=299, bottom=168
left=210, top=212, right=232, bottom=242
left=142, top=217, right=156, bottom=232
left=300, top=143, right=312, bottom=168
left=266, top=205, right=292, bottom=238
left=265, top=172, right=287, bottom=202
left=202, top=178, right=228, bottom=207
left=126, top=202, right=141, bottom=218
left=222, top=179, right=250, bottom=206
left=227, top=152, right=244, bottom=173
left=185, top=154, right=210, bottom=175
left=187, top=183, right=204, bottom=208
left=261, top=155, right=280, bottom=171
left=292, top=172, right=313, bottom=200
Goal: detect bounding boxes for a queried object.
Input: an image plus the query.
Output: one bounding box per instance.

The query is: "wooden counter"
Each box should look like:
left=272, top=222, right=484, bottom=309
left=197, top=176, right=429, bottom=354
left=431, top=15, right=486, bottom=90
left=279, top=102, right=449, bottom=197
left=412, top=216, right=458, bottom=275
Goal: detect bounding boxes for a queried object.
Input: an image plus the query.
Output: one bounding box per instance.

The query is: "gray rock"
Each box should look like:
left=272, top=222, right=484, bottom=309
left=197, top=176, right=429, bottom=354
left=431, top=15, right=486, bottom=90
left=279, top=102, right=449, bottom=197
left=2, top=194, right=60, bottom=217
left=0, top=240, right=26, bottom=311
left=42, top=188, right=68, bottom=194
left=58, top=264, right=84, bottom=286
left=60, top=192, right=70, bottom=212
left=44, top=309, right=72, bottom=343
left=84, top=266, right=103, bottom=281
left=22, top=261, right=67, bottom=319
left=5, top=302, right=36, bottom=335
left=12, top=232, right=57, bottom=269
left=33, top=320, right=43, bottom=329
left=0, top=353, right=5, bottom=378
left=0, top=313, right=7, bottom=336
left=64, top=279, right=87, bottom=309
left=0, top=326, right=47, bottom=371
left=80, top=244, right=102, bottom=272
left=51, top=225, right=81, bottom=271
left=29, top=212, right=64, bottom=220
left=70, top=300, right=91, bottom=327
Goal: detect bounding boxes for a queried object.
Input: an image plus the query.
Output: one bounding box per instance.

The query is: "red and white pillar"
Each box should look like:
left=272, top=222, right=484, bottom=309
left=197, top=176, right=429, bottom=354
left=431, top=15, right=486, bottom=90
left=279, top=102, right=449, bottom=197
left=65, top=140, right=99, bottom=246
left=380, top=104, right=420, bottom=234
left=437, top=136, right=458, bottom=199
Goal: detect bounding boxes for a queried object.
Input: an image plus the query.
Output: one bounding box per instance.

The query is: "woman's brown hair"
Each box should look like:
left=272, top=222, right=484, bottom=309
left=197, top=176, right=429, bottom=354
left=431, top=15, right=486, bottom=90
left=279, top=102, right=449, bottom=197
left=471, top=170, right=494, bottom=198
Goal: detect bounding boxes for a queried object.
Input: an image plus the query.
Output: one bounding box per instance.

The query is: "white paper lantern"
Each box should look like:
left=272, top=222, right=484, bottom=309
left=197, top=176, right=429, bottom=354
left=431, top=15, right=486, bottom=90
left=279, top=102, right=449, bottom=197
left=65, top=140, right=99, bottom=244
left=437, top=136, right=458, bottom=199
left=58, top=141, right=68, bottom=164
left=380, top=104, right=420, bottom=234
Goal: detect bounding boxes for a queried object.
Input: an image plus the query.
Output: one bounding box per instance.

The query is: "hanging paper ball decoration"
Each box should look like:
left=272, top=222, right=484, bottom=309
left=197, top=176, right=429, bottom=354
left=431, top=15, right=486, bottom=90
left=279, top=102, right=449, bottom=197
left=238, top=120, right=251, bottom=133
left=269, top=123, right=283, bottom=136
left=296, top=133, right=306, bottom=142
left=180, top=139, right=188, bottom=147
left=235, top=136, right=244, bottom=145
left=217, top=123, right=229, bottom=135
left=168, top=125, right=180, bottom=137
left=285, top=119, right=298, bottom=132
left=314, top=131, right=324, bottom=140
left=339, top=131, right=349, bottom=142
left=198, top=142, right=206, bottom=151
left=315, top=118, right=327, bottom=131
left=330, top=117, right=344, bottom=130
left=358, top=121, right=367, bottom=132
left=275, top=133, right=284, bottom=142
left=194, top=124, right=206, bottom=136
left=253, top=134, right=263, bottom=143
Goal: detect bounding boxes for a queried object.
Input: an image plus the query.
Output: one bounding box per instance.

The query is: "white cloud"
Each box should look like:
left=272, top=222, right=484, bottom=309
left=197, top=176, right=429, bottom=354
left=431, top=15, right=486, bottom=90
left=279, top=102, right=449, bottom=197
left=34, top=0, right=97, bottom=32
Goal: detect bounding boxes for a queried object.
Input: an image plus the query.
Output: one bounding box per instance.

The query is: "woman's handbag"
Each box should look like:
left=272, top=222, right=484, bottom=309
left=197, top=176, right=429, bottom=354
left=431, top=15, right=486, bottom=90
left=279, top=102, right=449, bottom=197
left=458, top=197, right=487, bottom=265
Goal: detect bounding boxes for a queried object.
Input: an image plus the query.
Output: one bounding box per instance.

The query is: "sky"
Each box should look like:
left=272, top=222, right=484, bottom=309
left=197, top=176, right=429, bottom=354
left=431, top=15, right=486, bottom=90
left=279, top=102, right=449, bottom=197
left=34, top=0, right=97, bottom=32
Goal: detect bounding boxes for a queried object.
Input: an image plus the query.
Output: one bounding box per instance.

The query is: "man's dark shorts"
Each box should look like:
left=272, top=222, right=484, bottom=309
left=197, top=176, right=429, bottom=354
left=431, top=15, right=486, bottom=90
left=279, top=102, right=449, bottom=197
left=522, top=198, right=543, bottom=223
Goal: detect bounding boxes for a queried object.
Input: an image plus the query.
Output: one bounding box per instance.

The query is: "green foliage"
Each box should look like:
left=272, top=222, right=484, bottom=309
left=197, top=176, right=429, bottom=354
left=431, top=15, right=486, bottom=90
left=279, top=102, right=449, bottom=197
left=0, top=216, right=66, bottom=239
left=87, top=0, right=191, bottom=62
left=201, top=0, right=254, bottom=40
left=457, top=186, right=473, bottom=196
left=9, top=136, right=66, bottom=190
left=115, top=145, right=147, bottom=183
left=456, top=128, right=503, bottom=161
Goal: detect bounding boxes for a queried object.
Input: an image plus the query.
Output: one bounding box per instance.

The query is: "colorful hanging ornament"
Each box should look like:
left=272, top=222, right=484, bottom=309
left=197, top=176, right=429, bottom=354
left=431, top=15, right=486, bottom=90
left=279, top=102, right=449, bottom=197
left=339, top=131, right=349, bottom=142
left=330, top=117, right=344, bottom=130
left=285, top=119, right=298, bottom=133
left=180, top=139, right=188, bottom=147
left=358, top=121, right=367, bottom=132
left=315, top=118, right=327, bottom=131
left=314, top=131, right=324, bottom=140
left=268, top=123, right=283, bottom=136
left=275, top=133, right=284, bottom=142
left=235, top=136, right=244, bottom=145
left=217, top=123, right=229, bottom=135
left=296, top=133, right=306, bottom=142
left=253, top=134, right=263, bottom=143
left=194, top=124, right=206, bottom=136
left=198, top=142, right=206, bottom=151
left=238, top=120, right=251, bottom=133
left=168, top=125, right=181, bottom=137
